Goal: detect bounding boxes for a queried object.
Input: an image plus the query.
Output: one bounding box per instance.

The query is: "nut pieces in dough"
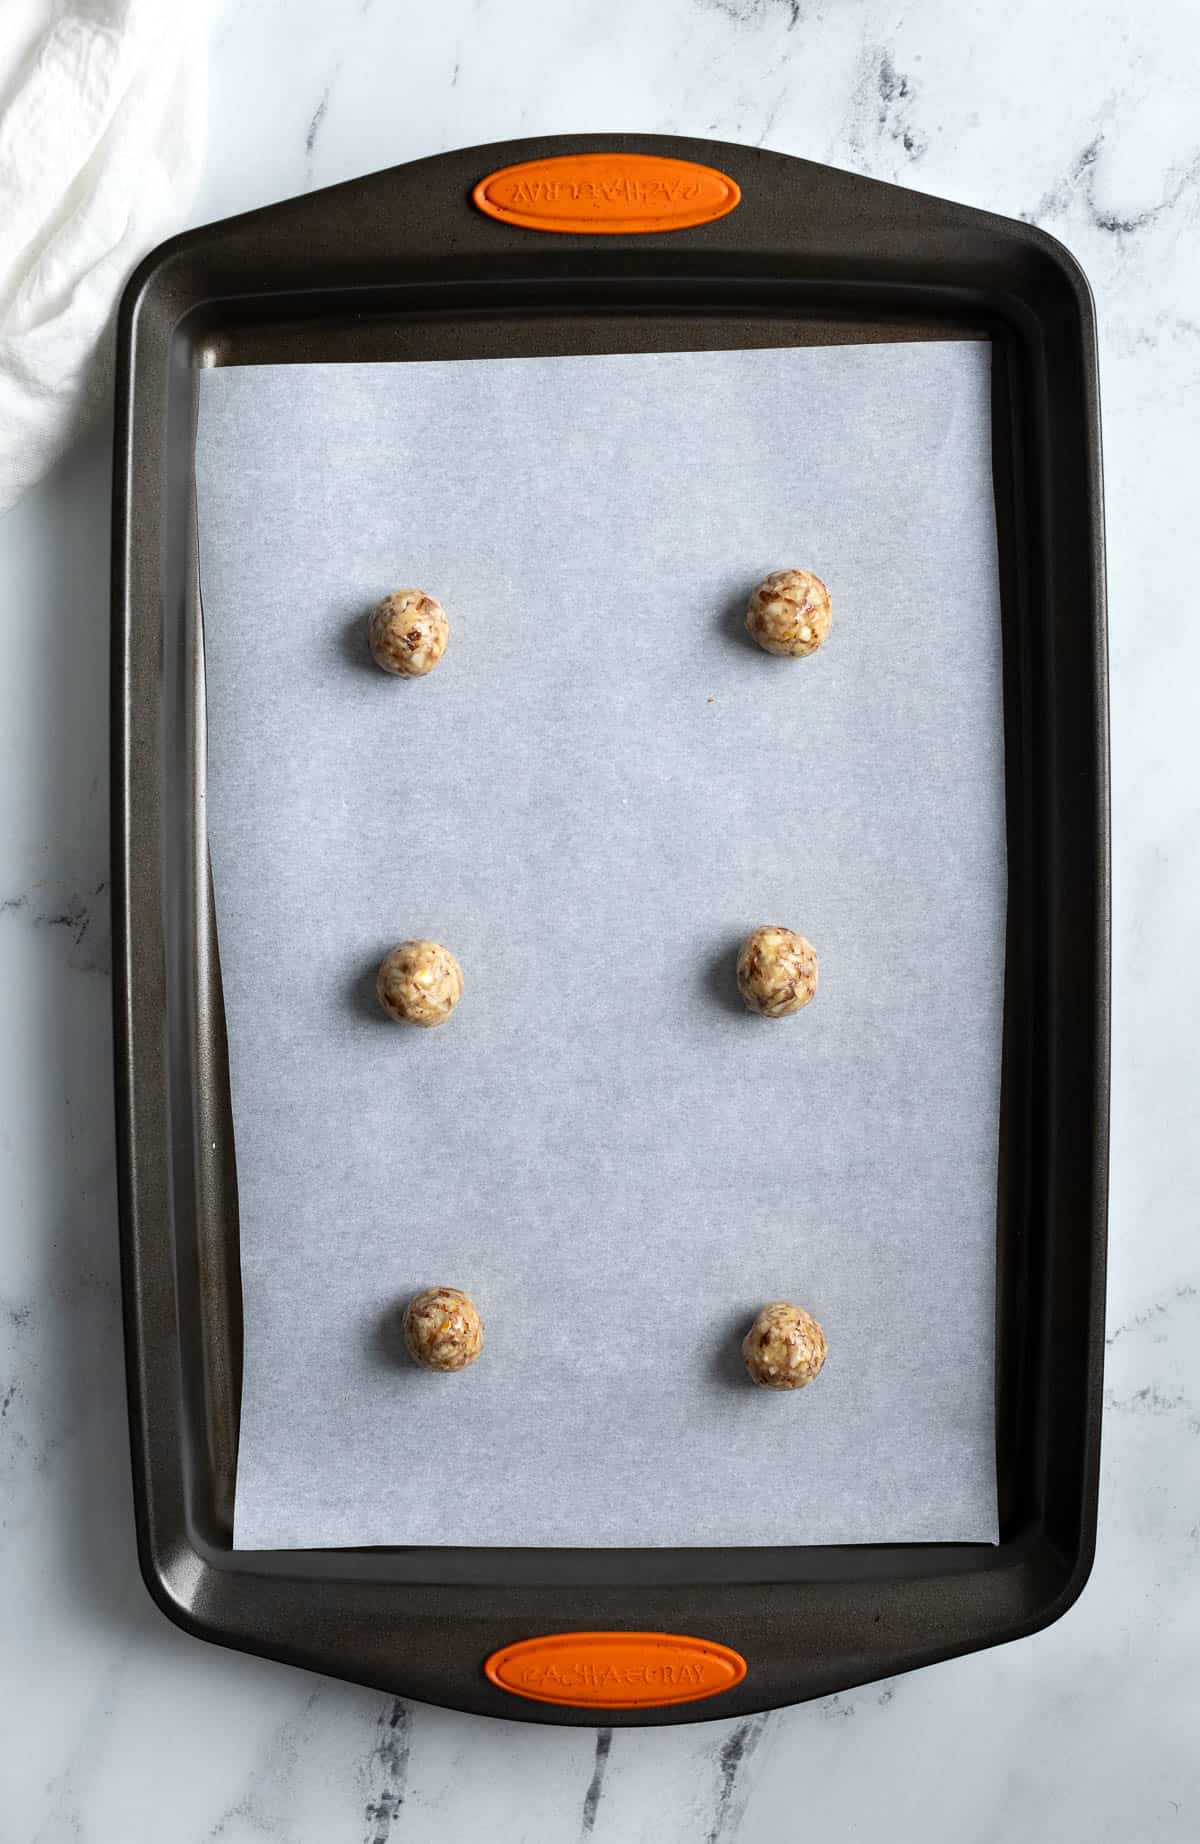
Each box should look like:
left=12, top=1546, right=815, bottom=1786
left=377, top=939, right=464, bottom=1027
left=368, top=589, right=449, bottom=676
left=736, top=925, right=818, bottom=1018
left=746, top=569, right=831, bottom=658
left=402, top=1287, right=483, bottom=1371
left=742, top=1302, right=827, bottom=1389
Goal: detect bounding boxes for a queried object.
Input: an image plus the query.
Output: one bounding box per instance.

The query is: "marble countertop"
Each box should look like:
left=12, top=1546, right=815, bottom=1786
left=2, top=0, right=1197, bottom=1837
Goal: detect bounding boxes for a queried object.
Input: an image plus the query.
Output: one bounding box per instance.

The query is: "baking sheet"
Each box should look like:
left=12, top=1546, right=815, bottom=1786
left=195, top=342, right=1006, bottom=1550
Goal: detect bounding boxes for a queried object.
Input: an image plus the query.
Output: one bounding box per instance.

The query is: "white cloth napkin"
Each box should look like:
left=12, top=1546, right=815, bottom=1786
left=0, top=0, right=205, bottom=514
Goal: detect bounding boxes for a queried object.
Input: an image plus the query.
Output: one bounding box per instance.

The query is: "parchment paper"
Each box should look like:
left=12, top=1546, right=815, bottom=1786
left=195, top=343, right=1006, bottom=1549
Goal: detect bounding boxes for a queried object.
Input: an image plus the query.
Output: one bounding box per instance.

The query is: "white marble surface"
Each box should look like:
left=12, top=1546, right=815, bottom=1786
left=1, top=0, right=1197, bottom=1837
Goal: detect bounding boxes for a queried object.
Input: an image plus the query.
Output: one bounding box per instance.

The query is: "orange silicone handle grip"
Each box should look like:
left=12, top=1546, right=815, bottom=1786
left=484, top=1630, right=747, bottom=1709
left=473, top=152, right=741, bottom=235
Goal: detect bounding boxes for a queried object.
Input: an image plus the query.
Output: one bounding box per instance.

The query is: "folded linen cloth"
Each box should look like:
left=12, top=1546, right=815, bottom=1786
left=0, top=0, right=205, bottom=514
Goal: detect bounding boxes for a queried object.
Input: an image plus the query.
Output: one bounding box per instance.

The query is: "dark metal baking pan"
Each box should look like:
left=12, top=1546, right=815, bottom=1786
left=111, top=133, right=1108, bottom=1725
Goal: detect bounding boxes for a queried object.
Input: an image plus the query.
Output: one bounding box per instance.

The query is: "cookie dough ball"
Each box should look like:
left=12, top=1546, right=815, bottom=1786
left=402, top=1287, right=483, bottom=1372
left=368, top=589, right=449, bottom=676
left=742, top=1302, right=827, bottom=1390
left=377, top=940, right=463, bottom=1027
left=736, top=926, right=818, bottom=1017
left=746, top=570, right=831, bottom=658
